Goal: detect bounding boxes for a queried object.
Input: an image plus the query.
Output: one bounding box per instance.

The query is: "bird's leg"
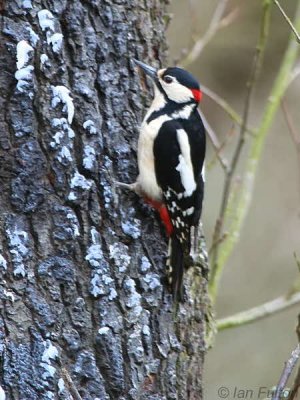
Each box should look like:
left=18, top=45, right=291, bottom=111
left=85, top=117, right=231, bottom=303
left=114, top=180, right=143, bottom=197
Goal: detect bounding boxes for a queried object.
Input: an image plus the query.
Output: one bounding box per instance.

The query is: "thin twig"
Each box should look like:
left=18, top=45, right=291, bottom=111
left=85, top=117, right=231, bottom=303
left=288, top=315, right=300, bottom=400
left=281, top=98, right=300, bottom=198
left=217, top=291, right=300, bottom=331
left=198, top=109, right=229, bottom=172
left=209, top=1, right=272, bottom=303
left=206, top=125, right=235, bottom=171
left=289, top=362, right=300, bottom=400
left=274, top=0, right=300, bottom=43
left=281, top=98, right=300, bottom=149
left=201, top=85, right=256, bottom=135
left=61, top=367, right=83, bottom=400
left=272, top=344, right=300, bottom=400
left=180, top=0, right=231, bottom=67
left=289, top=64, right=300, bottom=85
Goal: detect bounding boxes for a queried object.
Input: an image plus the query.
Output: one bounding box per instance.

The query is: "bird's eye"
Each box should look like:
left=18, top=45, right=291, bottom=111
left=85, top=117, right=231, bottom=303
left=163, top=75, right=173, bottom=84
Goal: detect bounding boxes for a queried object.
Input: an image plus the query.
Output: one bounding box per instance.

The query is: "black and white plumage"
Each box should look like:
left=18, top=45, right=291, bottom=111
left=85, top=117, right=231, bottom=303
left=125, top=60, right=205, bottom=300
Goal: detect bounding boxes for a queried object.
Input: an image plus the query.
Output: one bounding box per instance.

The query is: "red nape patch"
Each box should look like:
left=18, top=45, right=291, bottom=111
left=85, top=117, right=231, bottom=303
left=191, top=89, right=202, bottom=103
left=144, top=198, right=174, bottom=236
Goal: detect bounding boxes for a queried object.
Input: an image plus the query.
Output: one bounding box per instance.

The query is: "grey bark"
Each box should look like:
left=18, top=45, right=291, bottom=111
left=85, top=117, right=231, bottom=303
left=0, top=1, right=209, bottom=399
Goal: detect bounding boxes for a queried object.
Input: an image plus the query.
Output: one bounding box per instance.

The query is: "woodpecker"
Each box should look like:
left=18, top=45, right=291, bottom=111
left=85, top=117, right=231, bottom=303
left=119, top=59, right=205, bottom=300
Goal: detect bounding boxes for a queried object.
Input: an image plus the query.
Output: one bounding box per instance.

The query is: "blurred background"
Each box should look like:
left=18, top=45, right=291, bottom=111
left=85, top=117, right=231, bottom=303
left=167, top=0, right=300, bottom=398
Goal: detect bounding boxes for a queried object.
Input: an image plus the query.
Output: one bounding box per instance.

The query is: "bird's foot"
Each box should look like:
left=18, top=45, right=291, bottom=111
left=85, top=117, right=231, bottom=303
left=114, top=180, right=143, bottom=196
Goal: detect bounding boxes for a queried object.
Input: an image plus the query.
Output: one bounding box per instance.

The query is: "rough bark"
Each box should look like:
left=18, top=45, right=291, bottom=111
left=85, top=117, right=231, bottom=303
left=0, top=1, right=209, bottom=399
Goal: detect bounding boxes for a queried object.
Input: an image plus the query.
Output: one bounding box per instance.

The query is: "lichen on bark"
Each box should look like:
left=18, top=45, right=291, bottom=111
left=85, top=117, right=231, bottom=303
left=0, top=1, right=209, bottom=399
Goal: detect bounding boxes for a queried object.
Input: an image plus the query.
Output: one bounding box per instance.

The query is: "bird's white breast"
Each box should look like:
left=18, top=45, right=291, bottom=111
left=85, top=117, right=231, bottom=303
left=137, top=114, right=170, bottom=201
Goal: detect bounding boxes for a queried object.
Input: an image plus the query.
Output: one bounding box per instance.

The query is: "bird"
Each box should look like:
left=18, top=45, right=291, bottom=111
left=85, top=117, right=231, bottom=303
left=117, top=59, right=206, bottom=300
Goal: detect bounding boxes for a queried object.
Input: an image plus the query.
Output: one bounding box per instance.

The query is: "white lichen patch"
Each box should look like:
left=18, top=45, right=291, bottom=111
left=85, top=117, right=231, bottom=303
left=57, top=378, right=65, bottom=394
left=50, top=130, right=64, bottom=148
left=121, top=218, right=141, bottom=239
left=40, top=53, right=49, bottom=66
left=83, top=120, right=97, bottom=135
left=85, top=228, right=103, bottom=268
left=86, top=228, right=117, bottom=299
left=26, top=27, right=39, bottom=47
left=51, top=118, right=65, bottom=128
left=50, top=118, right=75, bottom=155
left=90, top=273, right=107, bottom=297
left=98, top=326, right=110, bottom=335
left=109, top=243, right=130, bottom=272
left=6, top=229, right=29, bottom=277
left=70, top=171, right=92, bottom=190
left=16, top=40, right=33, bottom=69
left=15, top=65, right=34, bottom=81
left=4, top=290, right=15, bottom=302
left=0, top=385, right=5, bottom=400
left=42, top=340, right=58, bottom=362
left=123, top=278, right=142, bottom=315
left=142, top=325, right=150, bottom=337
left=45, top=391, right=54, bottom=400
left=83, top=145, right=96, bottom=170
left=15, top=65, right=34, bottom=93
left=47, top=33, right=63, bottom=53
left=139, top=256, right=151, bottom=274
left=143, top=273, right=161, bottom=290
left=66, top=213, right=80, bottom=237
left=0, top=254, right=7, bottom=270
left=68, top=171, right=92, bottom=201
left=51, top=86, right=74, bottom=124
left=109, top=288, right=117, bottom=300
left=38, top=9, right=55, bottom=32
left=22, top=0, right=33, bottom=9
left=51, top=118, right=74, bottom=138
left=41, top=340, right=58, bottom=379
left=57, top=146, right=72, bottom=163
left=15, top=40, right=34, bottom=93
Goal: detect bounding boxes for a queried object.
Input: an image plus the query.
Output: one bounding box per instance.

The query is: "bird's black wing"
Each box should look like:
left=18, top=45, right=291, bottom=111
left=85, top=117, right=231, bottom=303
left=153, top=113, right=205, bottom=299
left=153, top=113, right=205, bottom=244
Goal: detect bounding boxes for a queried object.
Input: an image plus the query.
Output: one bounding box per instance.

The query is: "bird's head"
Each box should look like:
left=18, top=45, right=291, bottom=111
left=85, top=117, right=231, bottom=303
left=133, top=59, right=202, bottom=105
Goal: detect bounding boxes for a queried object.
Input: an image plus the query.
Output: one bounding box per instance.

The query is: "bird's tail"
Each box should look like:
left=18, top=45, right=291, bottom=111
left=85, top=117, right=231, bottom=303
left=166, top=235, right=185, bottom=301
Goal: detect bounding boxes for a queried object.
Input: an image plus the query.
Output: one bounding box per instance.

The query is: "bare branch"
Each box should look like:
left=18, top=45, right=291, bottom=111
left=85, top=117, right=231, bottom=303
left=201, top=85, right=256, bottom=135
left=274, top=0, right=300, bottom=43
left=209, top=1, right=272, bottom=302
left=281, top=98, right=300, bottom=197
left=281, top=98, right=300, bottom=149
left=289, top=63, right=300, bottom=85
left=61, top=367, right=83, bottom=400
left=198, top=109, right=229, bottom=172
left=180, top=0, right=232, bottom=67
left=288, top=315, right=300, bottom=400
left=206, top=125, right=235, bottom=171
left=217, top=291, right=300, bottom=331
left=272, top=344, right=300, bottom=400
left=289, top=361, right=300, bottom=400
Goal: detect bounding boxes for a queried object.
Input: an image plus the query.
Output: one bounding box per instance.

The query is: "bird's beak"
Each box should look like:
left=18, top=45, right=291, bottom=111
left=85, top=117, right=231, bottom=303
left=133, top=59, right=157, bottom=80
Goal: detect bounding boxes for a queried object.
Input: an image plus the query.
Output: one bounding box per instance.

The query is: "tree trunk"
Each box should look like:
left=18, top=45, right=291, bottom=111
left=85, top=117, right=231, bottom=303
left=0, top=1, right=209, bottom=399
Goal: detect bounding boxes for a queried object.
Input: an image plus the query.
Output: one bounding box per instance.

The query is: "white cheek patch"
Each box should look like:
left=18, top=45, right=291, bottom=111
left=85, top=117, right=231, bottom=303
left=161, top=78, right=193, bottom=103
left=175, top=129, right=196, bottom=197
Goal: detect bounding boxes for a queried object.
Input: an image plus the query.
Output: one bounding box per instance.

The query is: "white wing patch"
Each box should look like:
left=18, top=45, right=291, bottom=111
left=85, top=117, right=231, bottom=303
left=175, top=129, right=196, bottom=197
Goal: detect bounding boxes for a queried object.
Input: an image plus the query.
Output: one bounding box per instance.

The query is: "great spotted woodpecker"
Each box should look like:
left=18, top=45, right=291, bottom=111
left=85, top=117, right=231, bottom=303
left=119, top=59, right=205, bottom=300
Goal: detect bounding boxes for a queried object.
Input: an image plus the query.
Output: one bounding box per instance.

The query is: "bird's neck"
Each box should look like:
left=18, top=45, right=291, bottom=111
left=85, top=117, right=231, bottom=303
left=145, top=89, right=197, bottom=124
